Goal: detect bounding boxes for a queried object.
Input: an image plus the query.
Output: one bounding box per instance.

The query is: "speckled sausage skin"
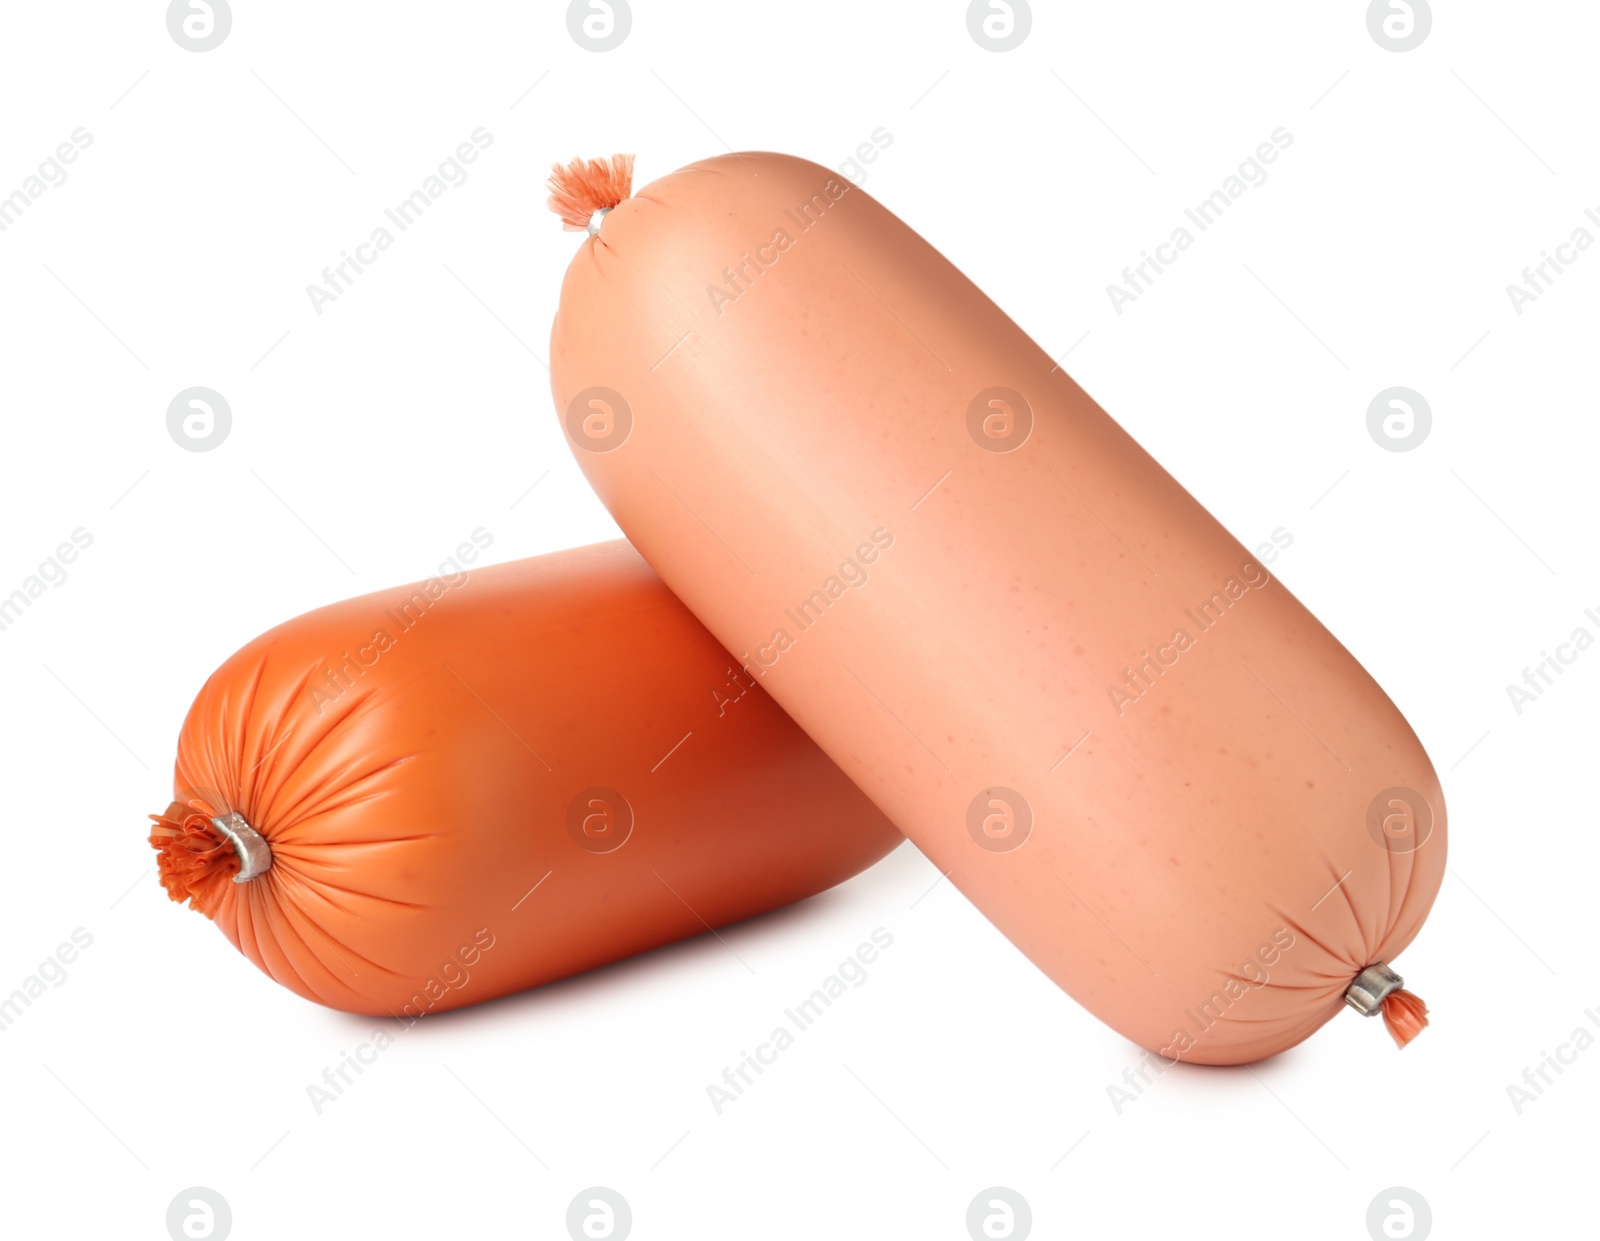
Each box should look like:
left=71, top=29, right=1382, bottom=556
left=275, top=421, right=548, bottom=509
left=550, top=151, right=1446, bottom=1063
left=152, top=541, right=902, bottom=1016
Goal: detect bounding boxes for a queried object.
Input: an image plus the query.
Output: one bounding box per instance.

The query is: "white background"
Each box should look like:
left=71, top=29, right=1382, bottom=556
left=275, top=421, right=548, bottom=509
left=0, top=1, right=1594, bottom=1238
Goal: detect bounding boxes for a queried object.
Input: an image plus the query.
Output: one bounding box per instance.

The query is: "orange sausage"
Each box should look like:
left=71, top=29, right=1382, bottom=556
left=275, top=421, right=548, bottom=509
left=149, top=540, right=901, bottom=1017
left=548, top=153, right=1446, bottom=1064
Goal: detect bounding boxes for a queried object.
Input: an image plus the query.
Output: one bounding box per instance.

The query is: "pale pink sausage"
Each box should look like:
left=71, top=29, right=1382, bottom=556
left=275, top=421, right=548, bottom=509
left=549, top=152, right=1445, bottom=1064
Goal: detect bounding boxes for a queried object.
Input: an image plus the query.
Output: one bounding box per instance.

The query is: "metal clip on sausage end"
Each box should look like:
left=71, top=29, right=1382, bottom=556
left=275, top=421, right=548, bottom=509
left=1345, top=962, right=1430, bottom=1048
left=1343, top=962, right=1403, bottom=1015
left=211, top=812, right=272, bottom=882
left=587, top=207, right=611, bottom=236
